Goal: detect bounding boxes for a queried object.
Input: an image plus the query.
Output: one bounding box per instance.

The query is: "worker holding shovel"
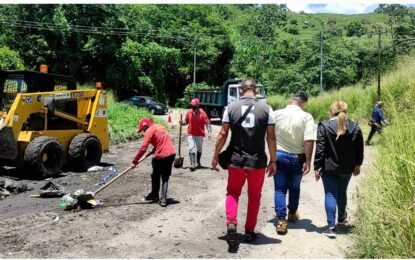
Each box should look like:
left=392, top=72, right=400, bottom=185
left=131, top=117, right=176, bottom=207
left=180, top=98, right=212, bottom=171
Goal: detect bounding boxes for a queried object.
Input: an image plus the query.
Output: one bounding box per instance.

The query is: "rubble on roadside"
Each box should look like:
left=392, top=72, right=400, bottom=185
left=0, top=177, right=33, bottom=199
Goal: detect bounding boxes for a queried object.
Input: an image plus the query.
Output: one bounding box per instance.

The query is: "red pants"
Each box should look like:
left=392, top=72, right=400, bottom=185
left=226, top=166, right=266, bottom=232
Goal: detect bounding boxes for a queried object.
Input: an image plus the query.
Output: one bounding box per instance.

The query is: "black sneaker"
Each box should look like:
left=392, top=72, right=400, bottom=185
left=144, top=193, right=159, bottom=202
left=244, top=230, right=257, bottom=243
left=323, top=227, right=336, bottom=239
left=227, top=224, right=237, bottom=252
left=337, top=219, right=348, bottom=226
left=338, top=211, right=348, bottom=226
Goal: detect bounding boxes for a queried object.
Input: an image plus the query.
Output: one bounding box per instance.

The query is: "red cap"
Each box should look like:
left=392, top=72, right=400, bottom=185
left=190, top=98, right=200, bottom=106
left=137, top=117, right=153, bottom=133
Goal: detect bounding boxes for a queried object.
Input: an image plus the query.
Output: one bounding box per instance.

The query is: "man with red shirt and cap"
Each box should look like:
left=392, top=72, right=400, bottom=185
left=180, top=98, right=212, bottom=171
left=130, top=117, right=176, bottom=207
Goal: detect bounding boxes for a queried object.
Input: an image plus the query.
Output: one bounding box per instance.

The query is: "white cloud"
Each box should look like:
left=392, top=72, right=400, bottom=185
left=287, top=3, right=379, bottom=14
left=286, top=3, right=316, bottom=13
left=319, top=3, right=376, bottom=14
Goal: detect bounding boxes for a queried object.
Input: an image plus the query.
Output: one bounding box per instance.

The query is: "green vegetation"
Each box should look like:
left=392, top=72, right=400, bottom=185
left=106, top=90, right=165, bottom=144
left=349, top=55, right=415, bottom=258
left=178, top=82, right=212, bottom=107
left=0, top=46, right=24, bottom=70
left=266, top=94, right=289, bottom=110
left=0, top=4, right=414, bottom=105
left=267, top=82, right=377, bottom=123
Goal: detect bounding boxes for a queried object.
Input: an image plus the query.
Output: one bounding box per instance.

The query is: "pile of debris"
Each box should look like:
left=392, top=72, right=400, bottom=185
left=0, top=177, right=32, bottom=199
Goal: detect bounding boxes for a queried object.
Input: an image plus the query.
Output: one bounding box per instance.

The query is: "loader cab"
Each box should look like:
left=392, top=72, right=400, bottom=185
left=0, top=71, right=78, bottom=130
left=0, top=70, right=76, bottom=114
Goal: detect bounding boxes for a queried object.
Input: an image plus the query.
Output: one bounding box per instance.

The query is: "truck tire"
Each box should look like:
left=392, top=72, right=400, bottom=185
left=24, top=136, right=64, bottom=178
left=68, top=133, right=102, bottom=171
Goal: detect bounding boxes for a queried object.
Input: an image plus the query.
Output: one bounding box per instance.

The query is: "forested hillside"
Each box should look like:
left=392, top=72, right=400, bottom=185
left=0, top=4, right=414, bottom=104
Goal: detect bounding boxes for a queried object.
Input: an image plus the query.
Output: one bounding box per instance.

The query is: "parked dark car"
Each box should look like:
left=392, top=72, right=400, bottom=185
left=125, top=96, right=169, bottom=115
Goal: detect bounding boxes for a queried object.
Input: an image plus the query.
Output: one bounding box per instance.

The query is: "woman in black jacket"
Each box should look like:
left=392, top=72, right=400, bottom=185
left=314, top=100, right=364, bottom=238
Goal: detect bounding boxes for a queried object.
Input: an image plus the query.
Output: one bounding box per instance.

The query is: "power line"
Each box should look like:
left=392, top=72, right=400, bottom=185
left=0, top=18, right=234, bottom=47
left=0, top=19, right=190, bottom=41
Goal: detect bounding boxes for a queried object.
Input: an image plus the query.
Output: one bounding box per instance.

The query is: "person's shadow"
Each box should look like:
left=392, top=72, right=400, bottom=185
left=218, top=232, right=281, bottom=253
left=101, top=198, right=181, bottom=208
left=267, top=217, right=355, bottom=235
left=336, top=224, right=355, bottom=234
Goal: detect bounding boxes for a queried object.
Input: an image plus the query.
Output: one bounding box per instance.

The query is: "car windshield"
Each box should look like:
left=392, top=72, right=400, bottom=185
left=145, top=97, right=158, bottom=103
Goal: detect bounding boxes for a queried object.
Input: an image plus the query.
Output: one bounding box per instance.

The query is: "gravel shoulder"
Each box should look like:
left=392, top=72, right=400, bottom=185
left=0, top=110, right=375, bottom=258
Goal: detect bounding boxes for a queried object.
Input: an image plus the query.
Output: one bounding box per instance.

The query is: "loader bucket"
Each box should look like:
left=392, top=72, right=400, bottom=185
left=0, top=126, right=18, bottom=160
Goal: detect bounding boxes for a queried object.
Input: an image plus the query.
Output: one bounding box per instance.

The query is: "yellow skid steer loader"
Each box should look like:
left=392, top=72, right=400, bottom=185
left=0, top=70, right=109, bottom=178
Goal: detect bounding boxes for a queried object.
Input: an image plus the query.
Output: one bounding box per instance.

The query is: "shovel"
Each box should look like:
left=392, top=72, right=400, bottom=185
left=76, top=152, right=153, bottom=205
left=174, top=113, right=184, bottom=168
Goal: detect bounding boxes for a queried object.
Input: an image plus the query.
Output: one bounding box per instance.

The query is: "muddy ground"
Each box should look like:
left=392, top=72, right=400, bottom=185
left=0, top=111, right=375, bottom=258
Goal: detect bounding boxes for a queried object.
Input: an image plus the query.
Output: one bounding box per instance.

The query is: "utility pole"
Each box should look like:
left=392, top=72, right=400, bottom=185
left=320, top=29, right=324, bottom=94
left=193, top=37, right=198, bottom=86
left=377, top=28, right=382, bottom=101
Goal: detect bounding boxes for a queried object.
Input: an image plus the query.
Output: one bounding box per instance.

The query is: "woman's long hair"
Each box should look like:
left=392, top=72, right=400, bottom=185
left=330, top=100, right=348, bottom=140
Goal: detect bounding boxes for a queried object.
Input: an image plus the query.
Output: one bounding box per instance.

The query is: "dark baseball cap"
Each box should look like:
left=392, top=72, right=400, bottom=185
left=293, top=90, right=308, bottom=102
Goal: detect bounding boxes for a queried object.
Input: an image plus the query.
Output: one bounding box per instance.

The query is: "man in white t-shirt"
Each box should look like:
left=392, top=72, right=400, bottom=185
left=273, top=90, right=317, bottom=235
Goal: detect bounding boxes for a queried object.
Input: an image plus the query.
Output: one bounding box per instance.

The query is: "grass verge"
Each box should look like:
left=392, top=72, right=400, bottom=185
left=347, top=55, right=415, bottom=258
left=107, top=91, right=165, bottom=144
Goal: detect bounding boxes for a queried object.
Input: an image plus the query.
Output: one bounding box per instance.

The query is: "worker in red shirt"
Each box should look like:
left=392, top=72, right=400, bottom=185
left=180, top=98, right=212, bottom=171
left=130, top=117, right=176, bottom=207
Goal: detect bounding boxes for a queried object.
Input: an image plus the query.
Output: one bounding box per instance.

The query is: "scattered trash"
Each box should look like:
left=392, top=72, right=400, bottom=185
left=57, top=202, right=67, bottom=207
left=30, top=194, right=41, bottom=198
left=53, top=216, right=59, bottom=222
left=73, top=189, right=85, bottom=196
left=39, top=181, right=66, bottom=198
left=58, top=189, right=104, bottom=210
left=87, top=166, right=105, bottom=172
left=95, top=166, right=118, bottom=186
left=61, top=193, right=78, bottom=210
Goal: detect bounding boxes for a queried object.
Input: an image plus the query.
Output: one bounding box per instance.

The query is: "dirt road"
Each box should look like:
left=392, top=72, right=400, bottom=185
left=0, top=110, right=375, bottom=258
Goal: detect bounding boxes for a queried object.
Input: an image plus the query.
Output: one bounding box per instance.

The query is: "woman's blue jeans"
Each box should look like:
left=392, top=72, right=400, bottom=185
left=321, top=173, right=352, bottom=228
left=273, top=150, right=305, bottom=218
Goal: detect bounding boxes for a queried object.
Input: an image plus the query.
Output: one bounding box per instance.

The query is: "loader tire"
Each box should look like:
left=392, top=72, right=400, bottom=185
left=68, top=133, right=102, bottom=171
left=24, top=136, right=64, bottom=178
